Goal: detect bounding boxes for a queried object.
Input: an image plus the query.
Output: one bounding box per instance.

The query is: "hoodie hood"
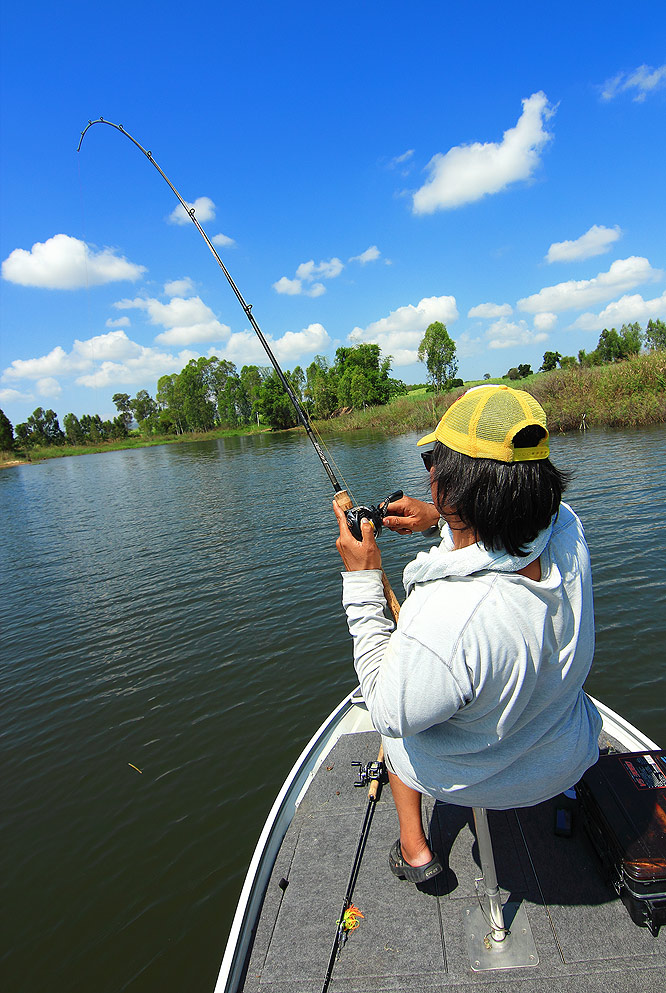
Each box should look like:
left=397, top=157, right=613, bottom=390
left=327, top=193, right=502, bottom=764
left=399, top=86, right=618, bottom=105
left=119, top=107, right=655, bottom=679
left=402, top=510, right=559, bottom=595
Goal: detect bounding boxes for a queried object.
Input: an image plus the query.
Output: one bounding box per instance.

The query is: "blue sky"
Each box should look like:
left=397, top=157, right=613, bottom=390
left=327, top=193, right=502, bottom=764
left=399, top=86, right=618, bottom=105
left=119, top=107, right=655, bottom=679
left=1, top=1, right=665, bottom=427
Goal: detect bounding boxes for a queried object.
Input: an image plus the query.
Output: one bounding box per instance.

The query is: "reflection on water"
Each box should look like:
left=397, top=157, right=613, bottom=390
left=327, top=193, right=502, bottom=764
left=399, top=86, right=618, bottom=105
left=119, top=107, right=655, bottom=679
left=1, top=424, right=664, bottom=992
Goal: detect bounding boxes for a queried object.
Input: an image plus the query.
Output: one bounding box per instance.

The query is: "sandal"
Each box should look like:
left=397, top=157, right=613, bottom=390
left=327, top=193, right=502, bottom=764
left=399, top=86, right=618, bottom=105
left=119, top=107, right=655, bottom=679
left=388, top=839, right=442, bottom=883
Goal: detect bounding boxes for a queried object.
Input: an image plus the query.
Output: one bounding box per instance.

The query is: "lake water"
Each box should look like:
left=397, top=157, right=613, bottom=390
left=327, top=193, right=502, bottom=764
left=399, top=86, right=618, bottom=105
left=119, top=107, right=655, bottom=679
left=1, top=425, right=665, bottom=992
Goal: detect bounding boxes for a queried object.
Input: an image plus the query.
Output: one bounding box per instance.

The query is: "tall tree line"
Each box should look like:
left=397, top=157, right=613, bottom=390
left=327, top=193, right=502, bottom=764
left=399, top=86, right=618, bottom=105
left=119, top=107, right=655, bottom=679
left=8, top=343, right=406, bottom=448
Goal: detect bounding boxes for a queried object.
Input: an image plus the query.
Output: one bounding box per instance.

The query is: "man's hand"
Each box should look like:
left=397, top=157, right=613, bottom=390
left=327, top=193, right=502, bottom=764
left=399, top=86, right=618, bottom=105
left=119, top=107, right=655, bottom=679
left=382, top=495, right=440, bottom=535
left=333, top=500, right=382, bottom=571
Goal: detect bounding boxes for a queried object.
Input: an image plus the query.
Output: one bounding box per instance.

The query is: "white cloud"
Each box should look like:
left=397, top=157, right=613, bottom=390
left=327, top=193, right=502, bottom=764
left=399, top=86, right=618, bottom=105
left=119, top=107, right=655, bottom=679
left=114, top=295, right=231, bottom=346
left=1, top=330, right=189, bottom=393
left=211, top=233, right=235, bottom=247
left=36, top=377, right=62, bottom=397
left=601, top=64, right=666, bottom=103
left=571, top=290, right=666, bottom=332
left=1, top=234, right=146, bottom=289
left=468, top=302, right=513, bottom=319
left=517, top=257, right=662, bottom=314
left=349, top=294, right=459, bottom=366
left=0, top=387, right=32, bottom=403
left=273, top=276, right=303, bottom=295
left=412, top=92, right=555, bottom=214
left=168, top=196, right=216, bottom=225
left=223, top=324, right=331, bottom=366
left=349, top=246, right=381, bottom=265
left=390, top=150, right=414, bottom=167
left=164, top=277, right=195, bottom=297
left=486, top=317, right=549, bottom=350
left=296, top=258, right=344, bottom=281
left=105, top=316, right=130, bottom=328
left=546, top=225, right=621, bottom=263
left=274, top=257, right=344, bottom=297
left=534, top=312, right=558, bottom=332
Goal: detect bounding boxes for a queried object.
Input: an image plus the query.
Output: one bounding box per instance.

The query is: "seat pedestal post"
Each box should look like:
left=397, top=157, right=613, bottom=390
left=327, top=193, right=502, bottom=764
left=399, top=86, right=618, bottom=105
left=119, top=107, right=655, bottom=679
left=463, top=807, right=539, bottom=971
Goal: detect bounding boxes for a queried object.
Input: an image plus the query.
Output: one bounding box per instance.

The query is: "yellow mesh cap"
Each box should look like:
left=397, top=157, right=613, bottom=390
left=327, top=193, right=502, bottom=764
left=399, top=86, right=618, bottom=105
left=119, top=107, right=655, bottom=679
left=417, top=385, right=549, bottom=462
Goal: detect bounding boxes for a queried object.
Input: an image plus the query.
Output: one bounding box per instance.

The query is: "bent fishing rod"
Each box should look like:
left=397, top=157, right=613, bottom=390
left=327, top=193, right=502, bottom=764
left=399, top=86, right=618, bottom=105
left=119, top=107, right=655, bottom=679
left=77, top=118, right=401, bottom=619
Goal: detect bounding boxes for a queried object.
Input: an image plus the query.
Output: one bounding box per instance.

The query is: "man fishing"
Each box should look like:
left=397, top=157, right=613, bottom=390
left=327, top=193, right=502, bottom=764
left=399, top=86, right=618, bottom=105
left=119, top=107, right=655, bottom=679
left=333, top=384, right=602, bottom=883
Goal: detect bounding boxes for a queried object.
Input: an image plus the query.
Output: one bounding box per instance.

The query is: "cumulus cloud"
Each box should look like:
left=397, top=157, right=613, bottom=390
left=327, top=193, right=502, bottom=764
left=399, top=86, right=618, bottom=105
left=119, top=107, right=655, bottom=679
left=106, top=316, right=130, bottom=328
left=164, top=277, right=195, bottom=297
left=571, top=290, right=666, bottom=332
left=517, top=257, right=662, bottom=314
left=222, top=324, right=332, bottom=366
left=468, top=302, right=513, bottom=319
left=0, top=387, right=32, bottom=403
left=1, top=330, right=186, bottom=391
left=1, top=234, right=146, bottom=289
left=534, top=312, right=558, bottom=332
left=486, top=317, right=549, bottom=350
left=546, top=225, right=622, bottom=263
left=168, top=196, right=216, bottom=225
left=273, top=257, right=343, bottom=297
left=349, top=294, right=458, bottom=366
left=114, top=295, right=231, bottom=346
left=211, top=233, right=235, bottom=247
left=412, top=92, right=555, bottom=214
left=349, top=246, right=381, bottom=265
left=600, top=64, right=666, bottom=103
left=36, top=377, right=62, bottom=397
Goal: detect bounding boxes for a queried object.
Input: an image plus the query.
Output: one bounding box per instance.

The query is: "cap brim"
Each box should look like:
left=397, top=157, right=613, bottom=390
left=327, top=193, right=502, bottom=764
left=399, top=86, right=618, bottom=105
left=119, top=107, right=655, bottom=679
left=416, top=430, right=437, bottom=447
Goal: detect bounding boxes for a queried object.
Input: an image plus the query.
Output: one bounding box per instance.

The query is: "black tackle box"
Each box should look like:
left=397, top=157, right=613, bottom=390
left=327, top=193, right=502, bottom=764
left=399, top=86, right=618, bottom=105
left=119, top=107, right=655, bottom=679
left=576, top=750, right=666, bottom=936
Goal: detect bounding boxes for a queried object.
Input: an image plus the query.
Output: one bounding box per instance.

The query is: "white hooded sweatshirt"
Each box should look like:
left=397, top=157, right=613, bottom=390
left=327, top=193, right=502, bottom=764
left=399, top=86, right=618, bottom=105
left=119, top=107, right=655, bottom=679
left=341, top=502, right=601, bottom=809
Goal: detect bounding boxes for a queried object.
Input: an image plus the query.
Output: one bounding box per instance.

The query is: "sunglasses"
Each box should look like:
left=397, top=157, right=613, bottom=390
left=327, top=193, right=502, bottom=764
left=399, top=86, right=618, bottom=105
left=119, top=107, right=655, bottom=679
left=421, top=450, right=434, bottom=471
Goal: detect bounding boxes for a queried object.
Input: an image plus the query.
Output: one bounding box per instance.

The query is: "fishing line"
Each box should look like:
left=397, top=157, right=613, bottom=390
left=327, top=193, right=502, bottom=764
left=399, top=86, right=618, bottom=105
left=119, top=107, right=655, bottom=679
left=77, top=118, right=403, bottom=620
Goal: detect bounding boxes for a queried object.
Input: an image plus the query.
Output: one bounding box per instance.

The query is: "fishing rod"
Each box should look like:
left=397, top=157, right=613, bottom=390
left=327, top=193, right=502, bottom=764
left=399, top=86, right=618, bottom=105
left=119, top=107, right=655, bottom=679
left=321, top=746, right=386, bottom=993
left=77, top=118, right=402, bottom=618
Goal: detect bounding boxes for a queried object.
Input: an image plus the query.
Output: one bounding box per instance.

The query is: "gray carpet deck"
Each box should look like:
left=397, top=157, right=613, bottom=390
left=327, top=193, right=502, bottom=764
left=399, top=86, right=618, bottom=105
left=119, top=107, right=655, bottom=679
left=241, top=731, right=666, bottom=993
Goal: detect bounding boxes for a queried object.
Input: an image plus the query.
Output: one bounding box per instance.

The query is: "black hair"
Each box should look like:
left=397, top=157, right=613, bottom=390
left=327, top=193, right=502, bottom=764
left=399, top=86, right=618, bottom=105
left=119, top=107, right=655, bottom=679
left=430, top=425, right=571, bottom=557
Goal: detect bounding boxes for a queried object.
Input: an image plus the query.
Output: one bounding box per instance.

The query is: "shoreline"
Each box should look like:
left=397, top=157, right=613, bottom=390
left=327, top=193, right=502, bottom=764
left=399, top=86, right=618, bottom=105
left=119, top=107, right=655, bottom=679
left=4, top=353, right=666, bottom=467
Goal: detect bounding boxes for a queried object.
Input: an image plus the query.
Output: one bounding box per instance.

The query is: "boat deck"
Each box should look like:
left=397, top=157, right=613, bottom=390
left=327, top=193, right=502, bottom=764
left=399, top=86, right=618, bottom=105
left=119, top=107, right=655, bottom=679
left=242, top=730, right=665, bottom=993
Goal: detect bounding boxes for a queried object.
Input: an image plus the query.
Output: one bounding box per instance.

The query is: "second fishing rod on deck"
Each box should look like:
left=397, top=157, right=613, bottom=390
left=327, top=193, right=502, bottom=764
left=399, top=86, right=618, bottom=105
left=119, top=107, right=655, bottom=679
left=78, top=118, right=402, bottom=619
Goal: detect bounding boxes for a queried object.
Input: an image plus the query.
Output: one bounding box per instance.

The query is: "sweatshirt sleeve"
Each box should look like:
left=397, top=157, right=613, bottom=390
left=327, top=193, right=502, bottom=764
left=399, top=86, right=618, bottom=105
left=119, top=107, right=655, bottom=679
left=341, top=571, right=469, bottom=737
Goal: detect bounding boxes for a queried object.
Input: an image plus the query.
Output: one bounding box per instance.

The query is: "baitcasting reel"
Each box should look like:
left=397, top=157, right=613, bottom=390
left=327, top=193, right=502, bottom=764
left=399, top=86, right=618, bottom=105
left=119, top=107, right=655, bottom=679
left=346, top=490, right=403, bottom=542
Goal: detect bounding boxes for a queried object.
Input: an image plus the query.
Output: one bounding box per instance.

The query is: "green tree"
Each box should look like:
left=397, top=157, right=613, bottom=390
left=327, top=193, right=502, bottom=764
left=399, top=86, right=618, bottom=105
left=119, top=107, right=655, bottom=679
left=483, top=373, right=491, bottom=380
left=130, top=390, right=159, bottom=435
left=334, top=343, right=394, bottom=407
left=540, top=351, right=561, bottom=372
left=559, top=355, right=577, bottom=369
left=305, top=356, right=338, bottom=418
left=578, top=348, right=602, bottom=368
left=240, top=365, right=264, bottom=424
left=506, top=367, right=520, bottom=381
left=645, top=318, right=666, bottom=351
left=618, top=322, right=643, bottom=358
left=0, top=409, right=14, bottom=451
left=517, top=364, right=533, bottom=378
left=112, top=393, right=133, bottom=431
left=20, top=407, right=65, bottom=446
left=156, top=373, right=187, bottom=433
left=258, top=371, right=299, bottom=429
left=417, top=322, right=458, bottom=392
left=64, top=412, right=85, bottom=446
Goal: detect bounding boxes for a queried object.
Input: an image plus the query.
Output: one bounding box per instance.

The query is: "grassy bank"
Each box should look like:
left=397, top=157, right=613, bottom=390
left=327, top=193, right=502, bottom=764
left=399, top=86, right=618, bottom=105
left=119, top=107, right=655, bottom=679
left=4, top=352, right=665, bottom=467
left=313, top=350, right=666, bottom=436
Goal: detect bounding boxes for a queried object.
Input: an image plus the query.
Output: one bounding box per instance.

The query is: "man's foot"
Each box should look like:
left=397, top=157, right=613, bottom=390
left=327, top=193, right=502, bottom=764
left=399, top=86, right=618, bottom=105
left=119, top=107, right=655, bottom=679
left=388, top=839, right=443, bottom=883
